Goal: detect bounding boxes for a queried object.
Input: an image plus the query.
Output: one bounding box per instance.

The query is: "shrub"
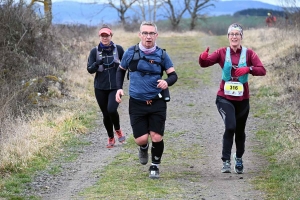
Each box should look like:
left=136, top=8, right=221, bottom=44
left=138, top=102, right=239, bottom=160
left=0, top=0, right=81, bottom=125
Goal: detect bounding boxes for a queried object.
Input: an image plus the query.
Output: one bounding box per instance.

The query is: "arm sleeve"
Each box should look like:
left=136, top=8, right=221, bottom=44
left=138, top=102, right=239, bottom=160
left=116, top=67, right=127, bottom=89
left=164, top=71, right=178, bottom=86
left=87, top=48, right=99, bottom=74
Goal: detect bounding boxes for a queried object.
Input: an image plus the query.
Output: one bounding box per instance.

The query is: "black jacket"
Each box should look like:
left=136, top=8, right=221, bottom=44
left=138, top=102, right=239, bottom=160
left=87, top=44, right=124, bottom=90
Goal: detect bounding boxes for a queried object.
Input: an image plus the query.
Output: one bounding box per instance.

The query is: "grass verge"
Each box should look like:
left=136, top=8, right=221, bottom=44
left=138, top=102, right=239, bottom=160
left=245, top=28, right=300, bottom=200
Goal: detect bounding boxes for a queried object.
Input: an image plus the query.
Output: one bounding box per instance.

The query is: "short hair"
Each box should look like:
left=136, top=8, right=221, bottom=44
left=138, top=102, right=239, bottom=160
left=140, top=21, right=158, bottom=32
left=100, top=24, right=111, bottom=30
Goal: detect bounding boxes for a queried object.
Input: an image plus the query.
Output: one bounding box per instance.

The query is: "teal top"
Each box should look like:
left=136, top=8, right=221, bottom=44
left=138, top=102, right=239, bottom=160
left=222, top=47, right=248, bottom=83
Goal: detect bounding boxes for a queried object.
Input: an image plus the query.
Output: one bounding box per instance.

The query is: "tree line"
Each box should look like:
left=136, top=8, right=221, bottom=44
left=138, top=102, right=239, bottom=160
left=30, top=0, right=215, bottom=31
left=234, top=8, right=286, bottom=17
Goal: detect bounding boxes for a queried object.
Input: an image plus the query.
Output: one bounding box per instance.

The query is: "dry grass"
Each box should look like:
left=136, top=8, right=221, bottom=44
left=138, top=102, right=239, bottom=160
left=0, top=112, right=63, bottom=172
left=244, top=27, right=300, bottom=177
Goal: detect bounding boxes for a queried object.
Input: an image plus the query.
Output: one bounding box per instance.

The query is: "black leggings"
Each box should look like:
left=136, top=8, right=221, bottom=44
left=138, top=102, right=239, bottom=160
left=215, top=96, right=249, bottom=161
left=95, top=89, right=120, bottom=138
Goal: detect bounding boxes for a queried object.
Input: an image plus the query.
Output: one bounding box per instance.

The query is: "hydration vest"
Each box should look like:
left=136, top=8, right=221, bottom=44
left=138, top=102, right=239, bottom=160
left=127, top=44, right=170, bottom=102
left=127, top=44, right=166, bottom=80
left=222, top=47, right=248, bottom=84
left=96, top=44, right=120, bottom=72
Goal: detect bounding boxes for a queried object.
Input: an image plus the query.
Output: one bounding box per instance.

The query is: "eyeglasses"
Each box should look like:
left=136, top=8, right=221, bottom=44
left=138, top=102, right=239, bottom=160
left=228, top=33, right=241, bottom=37
left=141, top=32, right=157, bottom=37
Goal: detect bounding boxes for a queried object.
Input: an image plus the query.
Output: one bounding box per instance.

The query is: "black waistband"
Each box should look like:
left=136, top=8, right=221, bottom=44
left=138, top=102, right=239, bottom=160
left=130, top=94, right=163, bottom=102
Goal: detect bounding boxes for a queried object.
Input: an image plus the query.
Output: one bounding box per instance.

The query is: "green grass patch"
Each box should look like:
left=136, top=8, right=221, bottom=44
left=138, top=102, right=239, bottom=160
left=251, top=83, right=300, bottom=199
left=80, top=130, right=203, bottom=199
left=255, top=86, right=280, bottom=98
left=158, top=36, right=210, bottom=88
left=255, top=163, right=300, bottom=200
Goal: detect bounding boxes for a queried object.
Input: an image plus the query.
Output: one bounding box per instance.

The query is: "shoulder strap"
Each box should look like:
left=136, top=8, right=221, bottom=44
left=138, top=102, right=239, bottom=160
left=113, top=44, right=120, bottom=63
left=162, top=48, right=166, bottom=60
left=96, top=46, right=101, bottom=61
left=127, top=44, right=140, bottom=80
left=159, top=48, right=166, bottom=77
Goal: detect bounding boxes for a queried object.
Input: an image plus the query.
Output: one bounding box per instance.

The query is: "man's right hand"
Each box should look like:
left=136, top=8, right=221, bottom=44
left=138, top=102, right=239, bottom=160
left=116, top=89, right=124, bottom=103
left=200, top=47, right=210, bottom=60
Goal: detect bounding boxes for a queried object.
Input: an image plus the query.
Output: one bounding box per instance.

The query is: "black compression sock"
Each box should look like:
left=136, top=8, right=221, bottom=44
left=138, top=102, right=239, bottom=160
left=151, top=140, right=164, bottom=164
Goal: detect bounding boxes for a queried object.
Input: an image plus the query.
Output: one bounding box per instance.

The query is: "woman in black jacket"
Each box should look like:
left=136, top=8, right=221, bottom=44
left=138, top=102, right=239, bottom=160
left=87, top=24, right=125, bottom=148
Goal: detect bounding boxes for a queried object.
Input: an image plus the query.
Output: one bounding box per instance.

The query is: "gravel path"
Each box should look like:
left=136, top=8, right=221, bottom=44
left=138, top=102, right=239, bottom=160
left=23, top=35, right=266, bottom=200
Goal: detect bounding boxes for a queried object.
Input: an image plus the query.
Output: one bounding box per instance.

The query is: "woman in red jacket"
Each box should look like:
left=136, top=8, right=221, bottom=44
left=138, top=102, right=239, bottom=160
left=198, top=23, right=266, bottom=174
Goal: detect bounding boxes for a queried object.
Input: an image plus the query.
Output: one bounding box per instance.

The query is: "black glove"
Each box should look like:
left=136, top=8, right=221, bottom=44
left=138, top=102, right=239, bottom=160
left=96, top=59, right=103, bottom=66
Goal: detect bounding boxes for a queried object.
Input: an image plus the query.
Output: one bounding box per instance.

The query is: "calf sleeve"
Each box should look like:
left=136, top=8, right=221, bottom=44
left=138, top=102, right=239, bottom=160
left=151, top=140, right=164, bottom=164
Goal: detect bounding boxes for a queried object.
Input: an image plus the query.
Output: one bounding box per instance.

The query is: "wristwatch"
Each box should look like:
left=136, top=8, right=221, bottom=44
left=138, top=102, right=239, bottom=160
left=249, top=66, right=253, bottom=71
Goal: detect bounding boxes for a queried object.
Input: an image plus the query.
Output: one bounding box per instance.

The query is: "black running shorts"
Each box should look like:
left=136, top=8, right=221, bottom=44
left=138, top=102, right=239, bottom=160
left=129, top=97, right=166, bottom=139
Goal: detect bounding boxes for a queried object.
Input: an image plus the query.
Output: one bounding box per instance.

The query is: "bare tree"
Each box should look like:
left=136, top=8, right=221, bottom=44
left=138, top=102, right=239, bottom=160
left=280, top=0, right=300, bottom=27
left=187, top=0, right=214, bottom=30
left=29, top=0, right=52, bottom=27
left=134, top=0, right=164, bottom=22
left=162, top=0, right=189, bottom=31
left=107, top=0, right=138, bottom=26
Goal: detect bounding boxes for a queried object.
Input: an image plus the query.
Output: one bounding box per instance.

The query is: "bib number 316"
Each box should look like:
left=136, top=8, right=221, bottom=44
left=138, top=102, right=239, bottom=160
left=224, top=81, right=244, bottom=96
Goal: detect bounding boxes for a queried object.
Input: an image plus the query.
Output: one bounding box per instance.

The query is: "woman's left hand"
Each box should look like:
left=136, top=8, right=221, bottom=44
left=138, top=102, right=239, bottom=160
left=235, top=67, right=250, bottom=76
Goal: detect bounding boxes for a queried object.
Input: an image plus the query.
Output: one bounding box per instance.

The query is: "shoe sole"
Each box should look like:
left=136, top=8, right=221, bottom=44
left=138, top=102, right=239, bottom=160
left=117, top=136, right=125, bottom=143
left=233, top=153, right=244, bottom=174
left=221, top=169, right=231, bottom=173
left=140, top=158, right=148, bottom=165
left=149, top=171, right=159, bottom=179
left=118, top=138, right=125, bottom=143
left=149, top=175, right=159, bottom=179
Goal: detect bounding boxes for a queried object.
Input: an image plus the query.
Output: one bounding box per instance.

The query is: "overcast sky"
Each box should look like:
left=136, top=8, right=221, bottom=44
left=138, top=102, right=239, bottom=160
left=25, top=0, right=281, bottom=5
left=25, top=0, right=298, bottom=7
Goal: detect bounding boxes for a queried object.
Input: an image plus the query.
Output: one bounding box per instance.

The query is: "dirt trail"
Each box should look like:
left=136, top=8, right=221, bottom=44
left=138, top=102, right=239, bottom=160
left=23, top=35, right=265, bottom=200
left=166, top=76, right=265, bottom=199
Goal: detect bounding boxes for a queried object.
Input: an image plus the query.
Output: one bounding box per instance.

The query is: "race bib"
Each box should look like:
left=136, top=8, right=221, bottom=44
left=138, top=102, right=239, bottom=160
left=224, top=81, right=244, bottom=96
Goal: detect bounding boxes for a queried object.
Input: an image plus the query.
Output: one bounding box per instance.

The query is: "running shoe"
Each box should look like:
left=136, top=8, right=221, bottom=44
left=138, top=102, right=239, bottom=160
left=221, top=160, right=231, bottom=173
left=149, top=165, right=159, bottom=179
left=106, top=137, right=115, bottom=148
left=115, top=129, right=125, bottom=143
left=138, top=147, right=149, bottom=165
left=233, top=153, right=244, bottom=174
